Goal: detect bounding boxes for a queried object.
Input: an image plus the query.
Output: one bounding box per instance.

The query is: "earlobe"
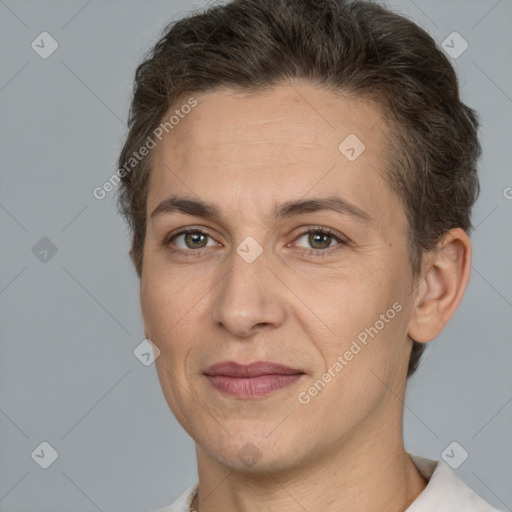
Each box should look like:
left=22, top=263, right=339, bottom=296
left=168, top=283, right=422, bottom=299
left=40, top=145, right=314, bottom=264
left=407, top=228, right=472, bottom=343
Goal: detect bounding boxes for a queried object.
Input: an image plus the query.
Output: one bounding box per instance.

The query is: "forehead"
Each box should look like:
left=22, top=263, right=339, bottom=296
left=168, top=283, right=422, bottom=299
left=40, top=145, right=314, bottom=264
left=158, top=84, right=387, bottom=161
left=148, top=83, right=402, bottom=232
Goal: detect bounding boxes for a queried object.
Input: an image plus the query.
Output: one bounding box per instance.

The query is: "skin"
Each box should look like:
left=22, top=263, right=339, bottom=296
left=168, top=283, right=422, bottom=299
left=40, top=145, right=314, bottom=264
left=140, top=81, right=472, bottom=512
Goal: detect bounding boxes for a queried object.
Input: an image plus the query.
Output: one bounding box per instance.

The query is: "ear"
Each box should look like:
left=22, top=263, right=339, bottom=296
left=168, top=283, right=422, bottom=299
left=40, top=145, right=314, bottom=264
left=407, top=228, right=472, bottom=343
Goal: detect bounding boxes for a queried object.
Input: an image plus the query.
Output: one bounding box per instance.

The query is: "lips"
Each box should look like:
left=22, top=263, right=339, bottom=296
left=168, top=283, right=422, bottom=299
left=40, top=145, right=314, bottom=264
left=204, top=361, right=304, bottom=398
left=205, top=361, right=303, bottom=377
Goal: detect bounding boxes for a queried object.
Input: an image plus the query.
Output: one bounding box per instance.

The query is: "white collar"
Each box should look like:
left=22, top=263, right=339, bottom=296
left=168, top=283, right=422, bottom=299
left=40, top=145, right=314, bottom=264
left=156, top=453, right=501, bottom=512
left=406, top=453, right=501, bottom=511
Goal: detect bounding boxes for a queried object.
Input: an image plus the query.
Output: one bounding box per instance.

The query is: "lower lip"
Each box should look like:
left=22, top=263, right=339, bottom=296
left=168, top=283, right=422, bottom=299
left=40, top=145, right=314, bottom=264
left=206, top=374, right=303, bottom=398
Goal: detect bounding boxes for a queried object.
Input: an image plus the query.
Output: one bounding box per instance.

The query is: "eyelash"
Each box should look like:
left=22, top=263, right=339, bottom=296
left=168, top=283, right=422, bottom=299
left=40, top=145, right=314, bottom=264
left=163, top=226, right=348, bottom=258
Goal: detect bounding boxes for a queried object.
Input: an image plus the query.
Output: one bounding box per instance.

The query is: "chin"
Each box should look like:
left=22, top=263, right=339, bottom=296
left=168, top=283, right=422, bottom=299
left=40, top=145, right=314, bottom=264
left=197, top=427, right=310, bottom=474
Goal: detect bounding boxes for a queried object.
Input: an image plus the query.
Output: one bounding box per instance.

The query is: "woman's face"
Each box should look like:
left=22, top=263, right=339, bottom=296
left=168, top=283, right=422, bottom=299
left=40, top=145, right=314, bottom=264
left=140, top=83, right=417, bottom=473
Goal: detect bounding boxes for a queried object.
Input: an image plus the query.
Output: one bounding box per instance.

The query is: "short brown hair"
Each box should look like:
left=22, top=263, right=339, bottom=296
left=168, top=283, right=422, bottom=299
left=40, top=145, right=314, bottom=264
left=117, top=0, right=481, bottom=377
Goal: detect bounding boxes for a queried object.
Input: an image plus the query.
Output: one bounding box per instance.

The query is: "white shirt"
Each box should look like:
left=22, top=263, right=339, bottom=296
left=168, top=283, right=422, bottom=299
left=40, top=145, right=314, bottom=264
left=155, top=454, right=502, bottom=512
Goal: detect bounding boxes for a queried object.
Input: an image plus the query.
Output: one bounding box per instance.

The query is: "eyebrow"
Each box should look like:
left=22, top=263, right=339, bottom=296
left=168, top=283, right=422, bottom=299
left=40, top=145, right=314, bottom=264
left=150, top=195, right=373, bottom=224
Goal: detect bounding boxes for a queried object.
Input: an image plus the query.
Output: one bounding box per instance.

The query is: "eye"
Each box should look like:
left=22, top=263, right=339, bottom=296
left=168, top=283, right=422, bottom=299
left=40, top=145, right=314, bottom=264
left=293, top=227, right=347, bottom=254
left=164, top=228, right=219, bottom=254
left=163, top=226, right=347, bottom=258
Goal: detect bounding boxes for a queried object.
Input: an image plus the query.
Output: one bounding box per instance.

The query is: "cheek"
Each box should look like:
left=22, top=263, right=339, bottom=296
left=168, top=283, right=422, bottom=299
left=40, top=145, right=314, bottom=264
left=140, top=260, right=213, bottom=381
left=140, top=255, right=200, bottom=338
left=297, top=267, right=408, bottom=374
left=140, top=274, right=168, bottom=342
left=295, top=289, right=408, bottom=435
left=142, top=268, right=203, bottom=430
left=140, top=271, right=187, bottom=371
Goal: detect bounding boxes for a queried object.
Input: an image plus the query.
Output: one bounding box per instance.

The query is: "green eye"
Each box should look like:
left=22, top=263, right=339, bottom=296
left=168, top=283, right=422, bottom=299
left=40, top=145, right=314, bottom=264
left=295, top=229, right=345, bottom=252
left=182, top=232, right=209, bottom=249
left=305, top=232, right=335, bottom=249
left=171, top=230, right=215, bottom=250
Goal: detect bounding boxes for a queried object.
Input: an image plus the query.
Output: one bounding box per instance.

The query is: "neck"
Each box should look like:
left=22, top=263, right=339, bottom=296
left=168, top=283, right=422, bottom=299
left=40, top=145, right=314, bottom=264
left=193, top=416, right=427, bottom=512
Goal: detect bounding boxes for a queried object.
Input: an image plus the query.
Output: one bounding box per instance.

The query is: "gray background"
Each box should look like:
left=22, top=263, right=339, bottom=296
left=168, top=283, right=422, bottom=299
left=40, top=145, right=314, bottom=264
left=0, top=0, right=511, bottom=511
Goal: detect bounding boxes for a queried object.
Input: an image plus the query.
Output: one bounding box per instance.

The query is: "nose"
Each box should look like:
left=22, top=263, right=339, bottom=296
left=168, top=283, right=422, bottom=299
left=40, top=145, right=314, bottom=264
left=211, top=246, right=287, bottom=338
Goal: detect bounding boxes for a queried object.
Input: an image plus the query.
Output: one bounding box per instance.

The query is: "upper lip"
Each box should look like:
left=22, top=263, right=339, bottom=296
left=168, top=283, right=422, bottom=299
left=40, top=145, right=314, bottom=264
left=204, top=361, right=304, bottom=378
